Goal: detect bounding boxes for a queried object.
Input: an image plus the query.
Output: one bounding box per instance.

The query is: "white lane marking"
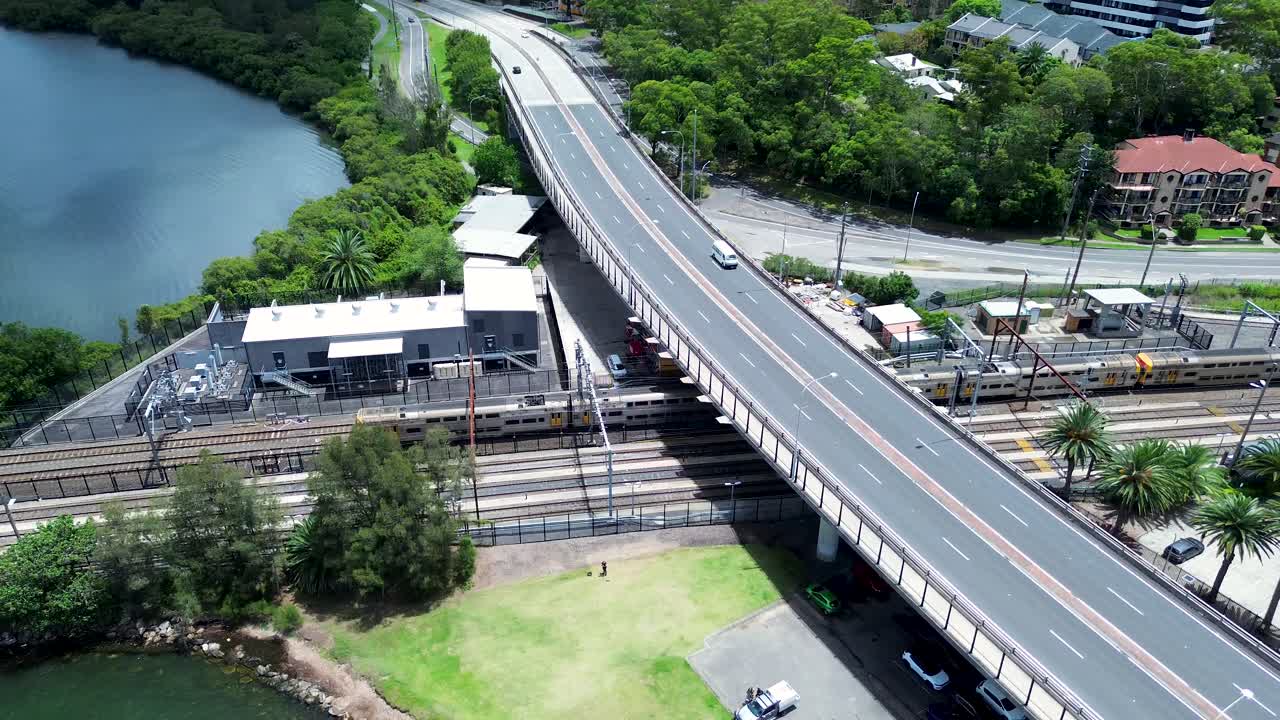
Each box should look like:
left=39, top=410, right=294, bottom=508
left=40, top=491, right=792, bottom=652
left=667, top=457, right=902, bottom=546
left=793, top=404, right=813, bottom=422
left=657, top=204, right=665, bottom=213
left=635, top=244, right=646, bottom=254
left=580, top=170, right=588, bottom=179
left=663, top=274, right=674, bottom=285
left=681, top=230, right=690, bottom=240
left=637, top=181, right=644, bottom=189
left=698, top=310, right=710, bottom=323
left=624, top=162, right=630, bottom=170
left=942, top=537, right=970, bottom=561
left=613, top=215, right=621, bottom=224
left=844, top=378, right=863, bottom=395
left=791, top=333, right=807, bottom=348
left=745, top=293, right=758, bottom=304
left=595, top=191, right=603, bottom=199
left=1107, top=587, right=1145, bottom=616
left=569, top=152, right=576, bottom=159
left=918, top=438, right=940, bottom=457
left=739, top=353, right=756, bottom=368
left=858, top=464, right=882, bottom=485
left=1234, top=683, right=1276, bottom=717
left=1050, top=629, right=1085, bottom=660
left=1000, top=504, right=1029, bottom=527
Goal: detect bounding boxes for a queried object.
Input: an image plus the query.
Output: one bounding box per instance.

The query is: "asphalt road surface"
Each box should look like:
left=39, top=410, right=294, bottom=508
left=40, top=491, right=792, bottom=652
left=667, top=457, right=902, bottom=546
left=425, top=2, right=1280, bottom=718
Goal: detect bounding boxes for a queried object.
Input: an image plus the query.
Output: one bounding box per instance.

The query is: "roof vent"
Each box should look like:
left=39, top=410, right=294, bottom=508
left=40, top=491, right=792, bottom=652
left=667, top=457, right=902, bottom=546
left=390, top=301, right=400, bottom=313
left=271, top=309, right=282, bottom=321
left=352, top=303, right=361, bottom=316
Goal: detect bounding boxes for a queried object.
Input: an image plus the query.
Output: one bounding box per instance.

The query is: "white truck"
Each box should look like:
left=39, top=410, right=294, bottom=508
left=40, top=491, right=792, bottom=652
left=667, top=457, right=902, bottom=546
left=734, top=681, right=799, bottom=720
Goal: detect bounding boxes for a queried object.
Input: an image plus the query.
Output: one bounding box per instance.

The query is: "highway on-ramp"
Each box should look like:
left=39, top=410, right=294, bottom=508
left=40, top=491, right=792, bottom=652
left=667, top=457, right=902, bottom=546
left=424, top=2, right=1280, bottom=717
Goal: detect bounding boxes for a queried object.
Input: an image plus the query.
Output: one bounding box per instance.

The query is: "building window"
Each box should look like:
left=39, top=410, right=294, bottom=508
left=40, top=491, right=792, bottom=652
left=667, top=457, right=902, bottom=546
left=512, top=333, right=525, bottom=347
left=272, top=351, right=286, bottom=370
left=473, top=318, right=485, bottom=332
left=307, top=351, right=328, bottom=368
left=417, top=343, right=431, bottom=359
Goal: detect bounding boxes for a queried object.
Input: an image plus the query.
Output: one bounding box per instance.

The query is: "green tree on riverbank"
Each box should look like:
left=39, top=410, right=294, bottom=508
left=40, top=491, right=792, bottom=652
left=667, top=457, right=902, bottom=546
left=0, top=517, right=104, bottom=637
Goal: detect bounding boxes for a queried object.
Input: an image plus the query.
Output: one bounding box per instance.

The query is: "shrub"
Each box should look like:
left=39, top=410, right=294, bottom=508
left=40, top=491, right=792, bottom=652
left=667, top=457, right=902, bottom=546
left=1177, top=213, right=1202, bottom=243
left=272, top=603, right=304, bottom=635
left=0, top=516, right=104, bottom=637
left=1248, top=225, right=1267, bottom=243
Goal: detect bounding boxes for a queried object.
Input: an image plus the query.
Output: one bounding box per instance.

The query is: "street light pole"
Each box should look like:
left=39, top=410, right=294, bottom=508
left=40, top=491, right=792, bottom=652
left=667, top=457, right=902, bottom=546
left=1213, top=688, right=1259, bottom=719
left=1231, top=376, right=1271, bottom=466
left=792, top=373, right=838, bottom=478
left=468, top=94, right=492, bottom=145
left=724, top=480, right=742, bottom=524
left=659, top=130, right=685, bottom=197
left=902, top=191, right=920, bottom=262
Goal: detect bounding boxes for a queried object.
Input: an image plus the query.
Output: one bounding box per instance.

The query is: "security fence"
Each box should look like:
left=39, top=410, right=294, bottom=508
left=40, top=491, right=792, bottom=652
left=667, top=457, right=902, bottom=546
left=461, top=495, right=811, bottom=546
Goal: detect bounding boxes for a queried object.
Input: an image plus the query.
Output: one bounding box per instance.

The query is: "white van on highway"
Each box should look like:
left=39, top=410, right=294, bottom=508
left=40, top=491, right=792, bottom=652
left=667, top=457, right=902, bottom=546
left=712, top=239, right=738, bottom=269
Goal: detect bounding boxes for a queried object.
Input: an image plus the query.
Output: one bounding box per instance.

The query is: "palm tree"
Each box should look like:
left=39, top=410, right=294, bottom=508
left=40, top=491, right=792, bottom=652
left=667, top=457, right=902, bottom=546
left=1016, top=43, right=1054, bottom=81
left=1236, top=438, right=1280, bottom=498
left=1191, top=493, right=1280, bottom=603
left=321, top=229, right=376, bottom=292
left=1168, top=444, right=1227, bottom=505
left=1095, top=439, right=1179, bottom=530
left=1041, top=402, right=1112, bottom=498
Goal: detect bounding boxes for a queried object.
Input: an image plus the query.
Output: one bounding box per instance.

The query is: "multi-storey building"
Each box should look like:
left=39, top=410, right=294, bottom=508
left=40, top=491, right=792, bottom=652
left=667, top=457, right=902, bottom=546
left=1044, top=0, right=1212, bottom=42
left=945, top=0, right=1124, bottom=64
left=1103, top=133, right=1280, bottom=229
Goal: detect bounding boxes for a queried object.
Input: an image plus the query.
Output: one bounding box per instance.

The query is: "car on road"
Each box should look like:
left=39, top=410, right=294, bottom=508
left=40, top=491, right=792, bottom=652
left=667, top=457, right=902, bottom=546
left=1161, top=537, right=1204, bottom=564
left=606, top=354, right=628, bottom=380
left=976, top=679, right=1027, bottom=720
left=902, top=646, right=951, bottom=691
left=521, top=30, right=529, bottom=37
left=406, top=16, right=415, bottom=23
left=512, top=65, right=522, bottom=74
left=804, top=583, right=840, bottom=615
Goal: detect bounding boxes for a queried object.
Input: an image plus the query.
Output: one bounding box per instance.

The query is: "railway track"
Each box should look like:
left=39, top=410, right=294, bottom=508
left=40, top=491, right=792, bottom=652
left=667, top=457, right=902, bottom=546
left=0, top=432, right=784, bottom=545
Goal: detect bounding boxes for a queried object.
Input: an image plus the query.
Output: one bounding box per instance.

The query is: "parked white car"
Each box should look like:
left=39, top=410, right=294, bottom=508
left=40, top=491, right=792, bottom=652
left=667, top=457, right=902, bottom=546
left=735, top=681, right=798, bottom=720
left=902, top=647, right=951, bottom=691
left=977, top=679, right=1027, bottom=720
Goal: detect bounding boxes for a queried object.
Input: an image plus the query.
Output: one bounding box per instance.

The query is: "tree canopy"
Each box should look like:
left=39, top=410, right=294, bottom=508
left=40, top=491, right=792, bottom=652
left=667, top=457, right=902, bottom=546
left=0, top=516, right=104, bottom=637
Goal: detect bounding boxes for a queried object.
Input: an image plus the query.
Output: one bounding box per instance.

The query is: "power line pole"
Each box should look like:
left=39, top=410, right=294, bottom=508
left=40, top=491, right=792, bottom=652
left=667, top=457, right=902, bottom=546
left=1064, top=189, right=1099, bottom=306
left=1059, top=143, right=1092, bottom=244
left=833, top=202, right=848, bottom=293
left=690, top=108, right=698, bottom=201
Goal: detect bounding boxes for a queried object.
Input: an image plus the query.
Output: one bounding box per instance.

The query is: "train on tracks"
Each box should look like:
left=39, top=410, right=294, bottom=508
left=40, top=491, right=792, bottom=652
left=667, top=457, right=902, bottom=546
left=355, top=387, right=711, bottom=442
left=901, top=347, right=1280, bottom=403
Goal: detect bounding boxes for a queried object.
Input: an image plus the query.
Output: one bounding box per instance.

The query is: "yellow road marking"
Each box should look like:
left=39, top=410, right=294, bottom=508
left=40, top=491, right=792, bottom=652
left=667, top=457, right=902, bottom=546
left=1017, top=438, right=1055, bottom=473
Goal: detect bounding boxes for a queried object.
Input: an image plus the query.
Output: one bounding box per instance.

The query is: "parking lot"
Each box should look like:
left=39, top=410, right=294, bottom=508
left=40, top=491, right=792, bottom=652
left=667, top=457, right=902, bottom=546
left=691, top=542, right=1013, bottom=720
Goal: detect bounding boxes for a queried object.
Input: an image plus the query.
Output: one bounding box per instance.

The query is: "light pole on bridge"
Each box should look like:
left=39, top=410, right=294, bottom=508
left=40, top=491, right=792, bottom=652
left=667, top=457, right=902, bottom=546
left=791, top=373, right=838, bottom=479
left=658, top=130, right=686, bottom=198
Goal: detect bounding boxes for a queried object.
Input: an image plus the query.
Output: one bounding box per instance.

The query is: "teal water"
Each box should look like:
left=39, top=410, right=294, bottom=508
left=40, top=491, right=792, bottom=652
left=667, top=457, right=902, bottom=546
left=0, top=652, right=324, bottom=719
left=0, top=27, right=348, bottom=340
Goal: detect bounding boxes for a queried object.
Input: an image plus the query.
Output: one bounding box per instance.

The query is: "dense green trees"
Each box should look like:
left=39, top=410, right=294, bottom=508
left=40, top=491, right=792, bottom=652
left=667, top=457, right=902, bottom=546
left=473, top=136, right=521, bottom=187
left=597, top=0, right=1275, bottom=230
left=445, top=30, right=501, bottom=119
left=295, top=425, right=475, bottom=600
left=0, top=517, right=103, bottom=637
left=0, top=323, right=96, bottom=408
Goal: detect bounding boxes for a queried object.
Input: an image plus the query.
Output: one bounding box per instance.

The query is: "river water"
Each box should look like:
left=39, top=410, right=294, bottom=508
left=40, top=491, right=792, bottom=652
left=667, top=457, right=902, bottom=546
left=0, top=652, right=324, bottom=719
left=0, top=27, right=348, bottom=340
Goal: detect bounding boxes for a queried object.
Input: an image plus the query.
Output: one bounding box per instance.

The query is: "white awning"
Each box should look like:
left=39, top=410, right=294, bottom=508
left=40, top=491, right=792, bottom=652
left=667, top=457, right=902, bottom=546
left=328, top=337, right=404, bottom=359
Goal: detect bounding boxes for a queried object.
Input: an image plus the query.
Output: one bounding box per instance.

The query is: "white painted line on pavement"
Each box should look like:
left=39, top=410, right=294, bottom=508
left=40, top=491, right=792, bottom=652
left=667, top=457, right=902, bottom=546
left=1234, top=683, right=1276, bottom=717
left=635, top=244, right=646, bottom=254
left=657, top=204, right=665, bottom=213
left=569, top=152, right=576, bottom=159
left=698, top=310, right=710, bottom=323
left=858, top=464, right=882, bottom=485
left=1050, top=629, right=1085, bottom=659
left=790, top=333, right=806, bottom=348
left=942, top=537, right=970, bottom=561
left=739, top=353, right=756, bottom=368
left=793, top=404, right=813, bottom=422
left=681, top=230, right=690, bottom=239
left=613, top=215, right=621, bottom=224
left=844, top=379, right=863, bottom=395
left=745, top=293, right=758, bottom=304
left=624, top=162, right=630, bottom=169
left=1107, top=587, right=1145, bottom=616
left=638, top=181, right=644, bottom=189
left=1000, top=504, right=1029, bottom=527
left=595, top=191, right=603, bottom=199
left=918, top=438, right=940, bottom=456
left=580, top=170, right=587, bottom=179
left=663, top=274, right=674, bottom=285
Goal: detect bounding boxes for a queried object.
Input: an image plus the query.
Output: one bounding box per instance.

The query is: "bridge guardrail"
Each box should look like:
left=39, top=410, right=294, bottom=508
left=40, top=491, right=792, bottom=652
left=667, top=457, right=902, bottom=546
left=488, top=31, right=1093, bottom=720
left=535, top=28, right=1280, bottom=675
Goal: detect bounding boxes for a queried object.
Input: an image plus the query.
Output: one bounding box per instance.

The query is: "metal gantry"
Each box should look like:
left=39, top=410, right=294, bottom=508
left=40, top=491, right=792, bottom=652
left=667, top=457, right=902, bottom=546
left=575, top=340, right=615, bottom=516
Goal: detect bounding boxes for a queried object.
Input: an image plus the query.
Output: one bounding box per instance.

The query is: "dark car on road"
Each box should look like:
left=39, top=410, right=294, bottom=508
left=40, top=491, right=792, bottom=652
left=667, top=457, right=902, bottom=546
left=1162, top=537, right=1205, bottom=564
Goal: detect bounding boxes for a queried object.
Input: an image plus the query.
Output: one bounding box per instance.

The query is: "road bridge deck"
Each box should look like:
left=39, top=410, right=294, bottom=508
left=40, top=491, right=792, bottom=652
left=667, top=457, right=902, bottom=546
left=421, top=2, right=1280, bottom=717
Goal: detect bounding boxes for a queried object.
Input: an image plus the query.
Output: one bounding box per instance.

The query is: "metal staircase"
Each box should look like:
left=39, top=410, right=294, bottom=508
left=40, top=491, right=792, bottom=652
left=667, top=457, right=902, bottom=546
left=499, top=348, right=540, bottom=373
left=262, top=369, right=321, bottom=397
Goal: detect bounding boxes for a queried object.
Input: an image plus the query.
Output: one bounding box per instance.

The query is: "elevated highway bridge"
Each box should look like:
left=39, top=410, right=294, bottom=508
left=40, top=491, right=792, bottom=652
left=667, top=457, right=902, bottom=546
left=419, top=2, right=1280, bottom=718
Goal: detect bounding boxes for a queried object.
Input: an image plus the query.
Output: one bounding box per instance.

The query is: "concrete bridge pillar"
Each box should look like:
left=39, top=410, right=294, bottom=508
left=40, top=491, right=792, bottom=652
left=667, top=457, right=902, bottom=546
left=816, top=517, right=840, bottom=563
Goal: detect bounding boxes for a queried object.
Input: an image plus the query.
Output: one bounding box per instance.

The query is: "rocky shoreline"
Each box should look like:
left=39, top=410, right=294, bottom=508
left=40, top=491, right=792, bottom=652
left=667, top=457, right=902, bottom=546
left=2, top=619, right=368, bottom=718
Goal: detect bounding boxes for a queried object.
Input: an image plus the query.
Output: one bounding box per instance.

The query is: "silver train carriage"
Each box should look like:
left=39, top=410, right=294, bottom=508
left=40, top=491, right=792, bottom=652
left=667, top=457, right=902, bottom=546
left=355, top=387, right=711, bottom=442
left=900, top=348, right=1280, bottom=403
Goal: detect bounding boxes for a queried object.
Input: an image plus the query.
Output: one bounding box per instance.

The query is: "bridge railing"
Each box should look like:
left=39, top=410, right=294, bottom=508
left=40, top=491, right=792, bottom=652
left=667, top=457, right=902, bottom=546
left=535, top=29, right=1280, bottom=676
left=491, top=43, right=1092, bottom=720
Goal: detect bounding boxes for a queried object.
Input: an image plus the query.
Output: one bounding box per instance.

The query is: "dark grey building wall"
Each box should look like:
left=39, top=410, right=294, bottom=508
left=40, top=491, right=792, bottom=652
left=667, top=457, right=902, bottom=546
left=468, top=310, right=539, bottom=358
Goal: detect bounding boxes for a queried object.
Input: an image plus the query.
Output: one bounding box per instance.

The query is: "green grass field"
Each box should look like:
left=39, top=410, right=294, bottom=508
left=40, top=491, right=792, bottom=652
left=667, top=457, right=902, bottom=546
left=451, top=133, right=477, bottom=165
left=552, top=22, right=592, bottom=39
left=324, top=545, right=803, bottom=720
